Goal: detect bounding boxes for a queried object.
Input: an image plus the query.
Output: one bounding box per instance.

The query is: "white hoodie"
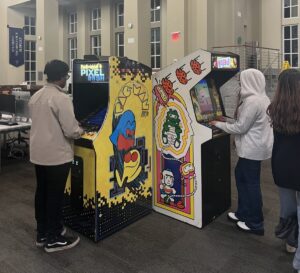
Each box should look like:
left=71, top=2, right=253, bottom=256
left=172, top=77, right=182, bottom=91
left=215, top=69, right=273, bottom=160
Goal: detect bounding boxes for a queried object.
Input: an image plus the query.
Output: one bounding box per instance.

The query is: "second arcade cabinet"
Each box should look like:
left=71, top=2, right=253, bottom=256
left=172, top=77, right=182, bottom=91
left=63, top=57, right=153, bottom=241
left=153, top=49, right=239, bottom=228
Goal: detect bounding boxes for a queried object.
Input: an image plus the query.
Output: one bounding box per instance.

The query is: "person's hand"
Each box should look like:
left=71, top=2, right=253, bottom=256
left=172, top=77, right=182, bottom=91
left=209, top=120, right=218, bottom=126
left=215, top=116, right=226, bottom=122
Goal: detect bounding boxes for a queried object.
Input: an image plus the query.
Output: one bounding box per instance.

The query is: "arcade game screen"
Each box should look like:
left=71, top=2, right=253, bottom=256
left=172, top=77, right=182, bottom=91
left=72, top=61, right=109, bottom=129
left=212, top=56, right=238, bottom=70
left=190, top=79, right=223, bottom=123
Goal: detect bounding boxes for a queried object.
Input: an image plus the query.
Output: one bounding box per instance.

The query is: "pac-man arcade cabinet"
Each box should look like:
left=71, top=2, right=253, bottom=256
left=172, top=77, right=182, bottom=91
left=153, top=49, right=239, bottom=228
left=63, top=57, right=153, bottom=241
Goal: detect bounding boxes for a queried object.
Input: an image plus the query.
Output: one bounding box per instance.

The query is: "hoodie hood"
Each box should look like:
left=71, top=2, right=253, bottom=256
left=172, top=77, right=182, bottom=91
left=240, top=69, right=266, bottom=99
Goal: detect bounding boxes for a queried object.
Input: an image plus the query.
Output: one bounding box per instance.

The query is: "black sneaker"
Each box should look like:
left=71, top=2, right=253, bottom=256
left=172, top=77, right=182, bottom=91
left=44, top=235, right=80, bottom=253
left=36, top=226, right=67, bottom=247
left=36, top=234, right=47, bottom=247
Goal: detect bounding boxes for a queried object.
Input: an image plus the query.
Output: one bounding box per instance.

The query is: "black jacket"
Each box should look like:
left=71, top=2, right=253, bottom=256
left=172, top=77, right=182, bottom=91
left=272, top=131, right=300, bottom=191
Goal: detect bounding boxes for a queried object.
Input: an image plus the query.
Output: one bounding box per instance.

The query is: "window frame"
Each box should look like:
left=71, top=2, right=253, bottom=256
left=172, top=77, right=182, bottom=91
left=24, top=16, right=36, bottom=36
left=151, top=0, right=161, bottom=23
left=91, top=8, right=101, bottom=31
left=283, top=0, right=298, bottom=18
left=91, top=35, right=101, bottom=57
left=151, top=27, right=161, bottom=69
left=24, top=40, right=36, bottom=84
left=69, top=38, right=77, bottom=67
left=116, top=2, right=124, bottom=27
left=283, top=24, right=299, bottom=68
left=69, top=12, right=78, bottom=34
left=116, top=32, right=124, bottom=57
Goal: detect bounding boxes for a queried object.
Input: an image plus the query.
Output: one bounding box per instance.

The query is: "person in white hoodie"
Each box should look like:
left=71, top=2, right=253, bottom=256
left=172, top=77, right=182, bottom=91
left=211, top=68, right=273, bottom=235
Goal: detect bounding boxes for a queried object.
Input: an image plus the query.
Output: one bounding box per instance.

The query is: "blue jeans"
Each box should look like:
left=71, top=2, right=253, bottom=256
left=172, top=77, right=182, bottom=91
left=235, top=157, right=264, bottom=230
left=293, top=191, right=300, bottom=270
left=278, top=187, right=297, bottom=219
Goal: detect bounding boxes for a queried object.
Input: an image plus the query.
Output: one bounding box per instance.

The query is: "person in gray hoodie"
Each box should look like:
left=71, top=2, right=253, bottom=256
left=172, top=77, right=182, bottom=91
left=211, top=68, right=273, bottom=235
left=29, top=60, right=84, bottom=252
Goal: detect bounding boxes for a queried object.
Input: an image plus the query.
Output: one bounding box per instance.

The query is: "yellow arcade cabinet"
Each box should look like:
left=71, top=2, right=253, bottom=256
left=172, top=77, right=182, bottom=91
left=152, top=49, right=239, bottom=228
left=63, top=57, right=153, bottom=241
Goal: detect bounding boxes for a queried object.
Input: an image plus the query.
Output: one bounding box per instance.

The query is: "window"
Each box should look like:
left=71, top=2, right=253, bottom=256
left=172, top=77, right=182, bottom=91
left=116, top=3, right=124, bottom=27
left=284, top=0, right=298, bottom=18
left=69, top=38, right=77, bottom=67
left=151, top=0, right=161, bottom=22
left=91, top=8, right=101, bottom=31
left=24, top=16, right=36, bottom=35
left=91, top=35, right=101, bottom=56
left=283, top=25, right=299, bottom=67
left=25, top=41, right=36, bottom=84
left=116, top=32, right=124, bottom=57
left=69, top=13, right=77, bottom=34
left=151, top=28, right=161, bottom=69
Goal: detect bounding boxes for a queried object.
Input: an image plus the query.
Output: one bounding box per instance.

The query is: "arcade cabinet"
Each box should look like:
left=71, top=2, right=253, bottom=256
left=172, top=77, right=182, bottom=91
left=152, top=49, right=239, bottom=228
left=63, top=57, right=153, bottom=241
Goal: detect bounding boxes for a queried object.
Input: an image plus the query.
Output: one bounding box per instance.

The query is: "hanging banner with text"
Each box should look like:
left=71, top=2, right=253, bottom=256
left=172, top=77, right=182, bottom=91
left=9, top=27, right=24, bottom=67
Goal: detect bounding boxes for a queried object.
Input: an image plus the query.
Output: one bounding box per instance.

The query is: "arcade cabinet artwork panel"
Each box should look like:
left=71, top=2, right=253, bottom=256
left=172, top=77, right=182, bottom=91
left=155, top=100, right=195, bottom=218
left=153, top=51, right=210, bottom=220
left=95, top=57, right=152, bottom=239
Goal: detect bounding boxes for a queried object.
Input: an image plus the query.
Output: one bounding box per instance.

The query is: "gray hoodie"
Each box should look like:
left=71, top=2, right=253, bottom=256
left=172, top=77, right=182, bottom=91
left=215, top=69, right=273, bottom=160
left=29, top=83, right=83, bottom=165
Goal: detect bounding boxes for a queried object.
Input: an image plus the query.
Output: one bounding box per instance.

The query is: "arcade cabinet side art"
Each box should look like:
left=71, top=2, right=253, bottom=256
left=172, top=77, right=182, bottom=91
left=93, top=57, right=153, bottom=239
left=153, top=49, right=211, bottom=227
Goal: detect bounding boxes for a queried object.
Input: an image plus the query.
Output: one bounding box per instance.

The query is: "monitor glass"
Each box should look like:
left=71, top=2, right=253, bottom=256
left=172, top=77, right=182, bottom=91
left=0, top=94, right=16, bottom=115
left=72, top=82, right=108, bottom=125
left=190, top=79, right=223, bottom=123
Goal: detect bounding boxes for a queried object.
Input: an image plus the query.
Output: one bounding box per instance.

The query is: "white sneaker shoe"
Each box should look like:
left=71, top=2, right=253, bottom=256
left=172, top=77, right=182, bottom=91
left=286, top=243, right=297, bottom=253
left=227, top=212, right=239, bottom=222
left=236, top=221, right=264, bottom=236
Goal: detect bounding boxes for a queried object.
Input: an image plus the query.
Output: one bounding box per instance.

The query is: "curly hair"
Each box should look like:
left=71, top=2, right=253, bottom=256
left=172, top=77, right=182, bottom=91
left=267, top=69, right=300, bottom=135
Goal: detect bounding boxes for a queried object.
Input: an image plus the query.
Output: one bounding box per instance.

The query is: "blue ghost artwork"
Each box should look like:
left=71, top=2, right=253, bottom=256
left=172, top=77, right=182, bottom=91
left=110, top=110, right=136, bottom=151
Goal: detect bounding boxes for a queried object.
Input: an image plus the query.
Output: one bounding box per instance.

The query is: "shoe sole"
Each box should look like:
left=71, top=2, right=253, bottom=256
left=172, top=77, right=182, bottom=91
left=286, top=244, right=297, bottom=253
left=236, top=224, right=264, bottom=236
left=44, top=237, right=80, bottom=253
left=36, top=241, right=46, bottom=247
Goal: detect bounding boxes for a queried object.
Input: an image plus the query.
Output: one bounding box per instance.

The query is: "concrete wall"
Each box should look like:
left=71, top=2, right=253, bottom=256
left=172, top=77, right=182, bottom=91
left=36, top=0, right=59, bottom=84
left=161, top=0, right=187, bottom=66
left=0, top=0, right=7, bottom=85
left=261, top=0, right=281, bottom=50
left=124, top=0, right=151, bottom=66
left=211, top=0, right=235, bottom=47
left=245, top=0, right=260, bottom=44
left=186, top=0, right=208, bottom=53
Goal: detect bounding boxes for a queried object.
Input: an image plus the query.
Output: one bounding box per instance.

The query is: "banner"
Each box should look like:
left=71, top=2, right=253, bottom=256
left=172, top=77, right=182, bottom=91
left=9, top=27, right=24, bottom=67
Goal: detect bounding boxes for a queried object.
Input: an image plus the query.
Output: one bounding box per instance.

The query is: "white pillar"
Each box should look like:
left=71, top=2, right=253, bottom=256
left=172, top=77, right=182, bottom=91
left=36, top=0, right=59, bottom=84
left=124, top=0, right=151, bottom=66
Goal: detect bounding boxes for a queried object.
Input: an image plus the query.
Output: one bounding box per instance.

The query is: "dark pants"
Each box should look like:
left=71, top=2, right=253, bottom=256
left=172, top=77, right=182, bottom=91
left=35, top=162, right=71, bottom=240
left=235, top=157, right=264, bottom=230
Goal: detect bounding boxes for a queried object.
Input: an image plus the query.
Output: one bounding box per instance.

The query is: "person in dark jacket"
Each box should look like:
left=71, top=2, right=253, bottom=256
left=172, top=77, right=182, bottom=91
left=268, top=69, right=300, bottom=272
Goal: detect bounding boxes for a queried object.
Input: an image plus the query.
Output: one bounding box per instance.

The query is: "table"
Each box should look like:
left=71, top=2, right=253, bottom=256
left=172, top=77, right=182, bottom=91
left=0, top=122, right=31, bottom=172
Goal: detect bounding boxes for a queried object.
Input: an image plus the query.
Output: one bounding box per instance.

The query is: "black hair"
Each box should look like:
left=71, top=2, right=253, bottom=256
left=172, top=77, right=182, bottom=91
left=44, top=60, right=69, bottom=82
